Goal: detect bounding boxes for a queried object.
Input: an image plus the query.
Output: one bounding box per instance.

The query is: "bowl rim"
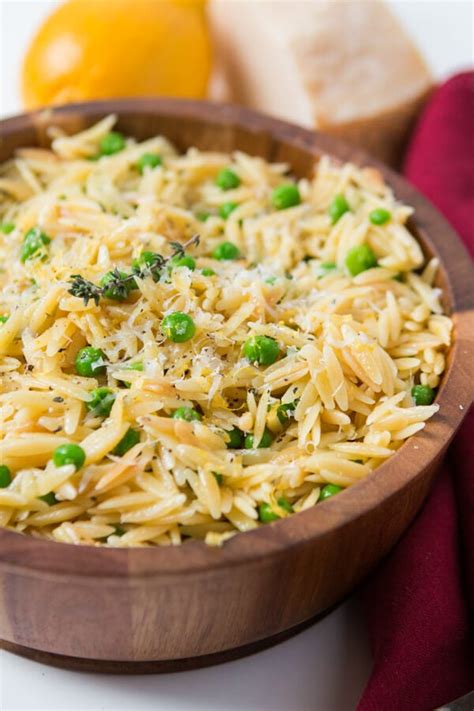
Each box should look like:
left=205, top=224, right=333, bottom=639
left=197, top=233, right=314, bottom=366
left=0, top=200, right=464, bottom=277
left=0, top=97, right=473, bottom=580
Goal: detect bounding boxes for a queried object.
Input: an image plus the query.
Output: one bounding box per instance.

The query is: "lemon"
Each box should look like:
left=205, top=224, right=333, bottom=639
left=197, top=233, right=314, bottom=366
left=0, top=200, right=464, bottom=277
left=22, top=0, right=211, bottom=109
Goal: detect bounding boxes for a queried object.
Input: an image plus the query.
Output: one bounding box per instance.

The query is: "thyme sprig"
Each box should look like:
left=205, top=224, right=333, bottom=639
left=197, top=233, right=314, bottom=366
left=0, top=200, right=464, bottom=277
left=67, top=275, right=103, bottom=306
left=68, top=234, right=200, bottom=306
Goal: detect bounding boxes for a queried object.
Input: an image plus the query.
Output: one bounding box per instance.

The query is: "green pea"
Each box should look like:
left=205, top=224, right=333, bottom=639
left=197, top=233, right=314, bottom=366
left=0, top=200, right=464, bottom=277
left=133, top=251, right=156, bottom=268
left=277, top=496, right=294, bottom=513
left=168, top=254, right=196, bottom=271
left=329, top=194, right=350, bottom=224
left=0, top=465, right=12, bottom=488
left=411, top=384, right=435, bottom=406
left=0, top=222, right=15, bottom=234
left=265, top=276, right=277, bottom=285
left=215, top=168, right=241, bottom=190
left=53, top=443, right=86, bottom=470
left=201, top=267, right=216, bottom=276
left=86, top=387, right=116, bottom=417
left=137, top=153, right=162, bottom=174
left=213, top=472, right=224, bottom=486
left=112, top=428, right=140, bottom=456
left=0, top=315, right=9, bottom=324
left=244, top=428, right=274, bottom=449
left=161, top=312, right=196, bottom=343
left=132, top=251, right=161, bottom=281
left=196, top=211, right=211, bottom=222
left=271, top=183, right=301, bottom=210
left=258, top=503, right=279, bottom=523
left=393, top=273, right=404, bottom=282
left=112, top=524, right=126, bottom=537
left=277, top=401, right=297, bottom=425
left=345, top=244, right=377, bottom=276
left=99, top=131, right=126, bottom=156
left=20, top=227, right=51, bottom=263
left=172, top=406, right=202, bottom=422
left=125, top=361, right=144, bottom=371
left=99, top=523, right=126, bottom=543
left=243, top=335, right=280, bottom=366
left=218, top=203, right=238, bottom=220
left=75, top=346, right=107, bottom=377
left=99, top=270, right=136, bottom=300
left=315, top=262, right=337, bottom=279
left=212, top=241, right=240, bottom=260
left=225, top=426, right=245, bottom=449
left=320, top=484, right=342, bottom=501
left=39, top=492, right=58, bottom=506
left=369, top=208, right=391, bottom=225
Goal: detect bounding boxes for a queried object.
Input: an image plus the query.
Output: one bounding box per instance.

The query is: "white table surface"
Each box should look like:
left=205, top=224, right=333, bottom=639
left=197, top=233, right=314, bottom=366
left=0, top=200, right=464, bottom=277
left=0, top=2, right=472, bottom=710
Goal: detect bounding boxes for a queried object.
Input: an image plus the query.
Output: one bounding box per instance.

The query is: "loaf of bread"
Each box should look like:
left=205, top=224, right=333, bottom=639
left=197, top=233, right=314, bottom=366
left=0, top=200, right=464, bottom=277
left=208, top=0, right=433, bottom=165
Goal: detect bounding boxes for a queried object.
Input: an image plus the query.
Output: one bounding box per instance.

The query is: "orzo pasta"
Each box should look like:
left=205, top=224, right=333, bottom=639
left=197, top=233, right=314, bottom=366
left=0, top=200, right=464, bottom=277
left=0, top=116, right=452, bottom=547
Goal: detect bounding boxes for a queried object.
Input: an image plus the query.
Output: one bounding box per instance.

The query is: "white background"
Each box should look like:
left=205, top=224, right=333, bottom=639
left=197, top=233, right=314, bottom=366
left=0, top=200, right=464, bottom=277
left=0, top=2, right=472, bottom=710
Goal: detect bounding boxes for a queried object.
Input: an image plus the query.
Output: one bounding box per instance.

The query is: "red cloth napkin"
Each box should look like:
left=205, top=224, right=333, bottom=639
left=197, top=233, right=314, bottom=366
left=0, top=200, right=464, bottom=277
left=357, top=72, right=474, bottom=711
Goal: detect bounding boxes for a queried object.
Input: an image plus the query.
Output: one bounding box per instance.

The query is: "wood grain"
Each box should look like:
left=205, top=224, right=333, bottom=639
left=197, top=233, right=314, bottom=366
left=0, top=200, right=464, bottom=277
left=0, top=604, right=337, bottom=674
left=0, top=99, right=473, bottom=669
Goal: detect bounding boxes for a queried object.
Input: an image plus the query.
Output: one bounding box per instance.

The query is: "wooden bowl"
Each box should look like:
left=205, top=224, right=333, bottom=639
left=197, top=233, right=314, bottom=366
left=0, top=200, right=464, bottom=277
left=1, top=99, right=473, bottom=673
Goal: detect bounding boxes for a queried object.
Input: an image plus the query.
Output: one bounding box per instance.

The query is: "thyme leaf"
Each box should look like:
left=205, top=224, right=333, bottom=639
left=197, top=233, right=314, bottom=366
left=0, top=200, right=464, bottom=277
left=68, top=275, right=102, bottom=306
